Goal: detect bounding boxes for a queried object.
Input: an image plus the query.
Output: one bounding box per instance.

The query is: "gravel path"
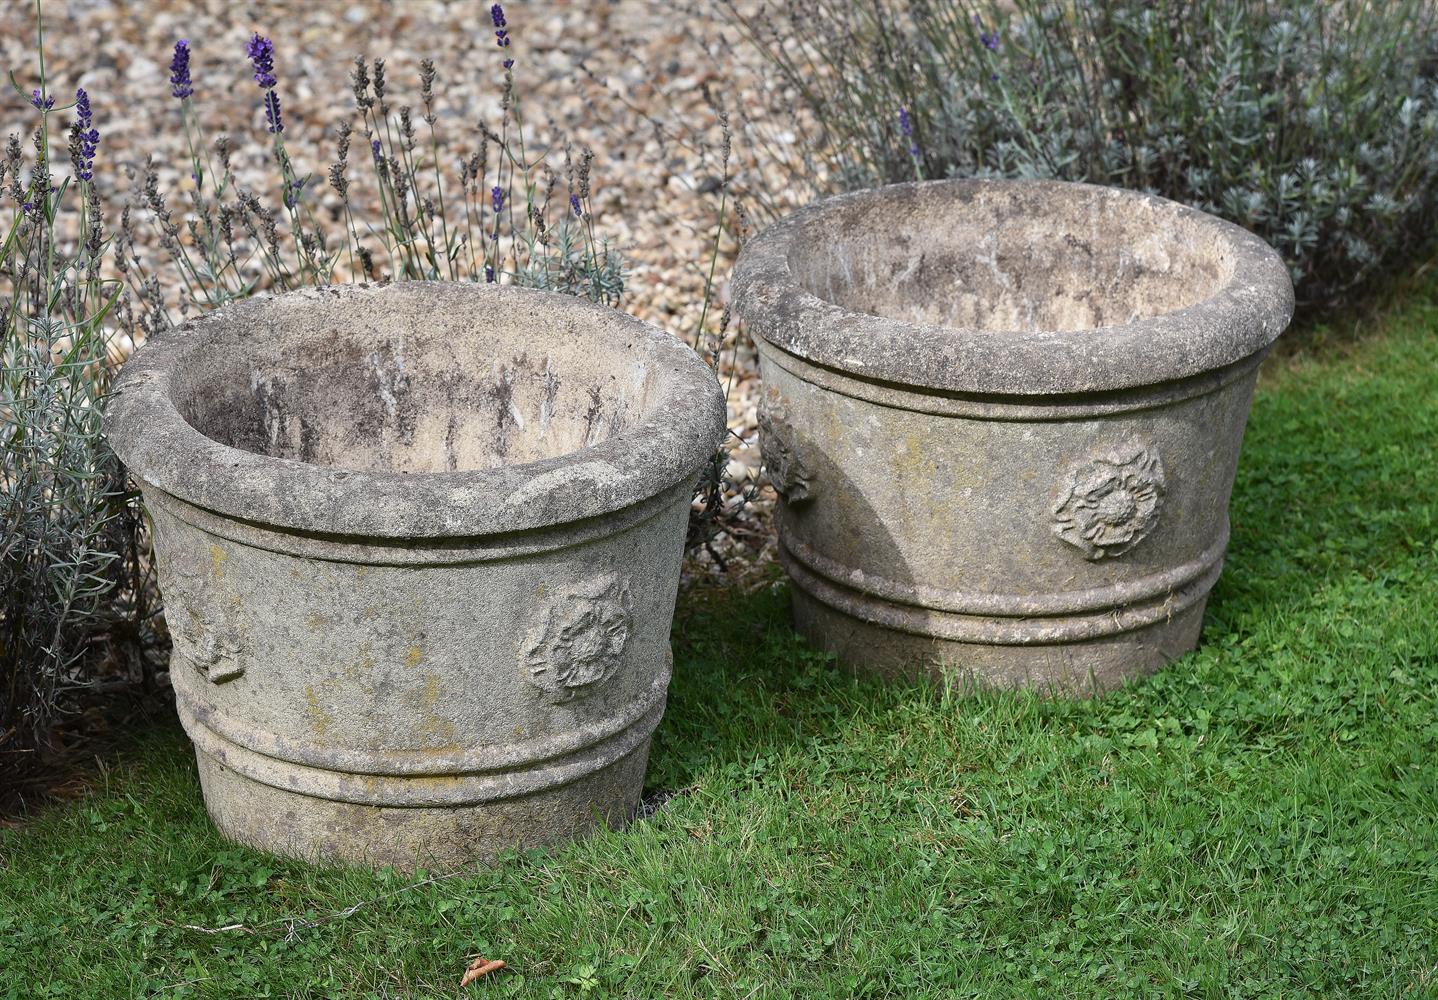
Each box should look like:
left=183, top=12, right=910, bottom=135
left=2, top=0, right=810, bottom=574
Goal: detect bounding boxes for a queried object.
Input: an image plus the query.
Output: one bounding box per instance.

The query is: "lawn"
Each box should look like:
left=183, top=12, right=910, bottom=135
left=2, top=289, right=1437, bottom=999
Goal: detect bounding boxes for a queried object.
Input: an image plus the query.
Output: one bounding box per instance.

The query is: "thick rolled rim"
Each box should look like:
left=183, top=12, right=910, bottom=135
left=103, top=283, right=727, bottom=539
left=732, top=179, right=1295, bottom=396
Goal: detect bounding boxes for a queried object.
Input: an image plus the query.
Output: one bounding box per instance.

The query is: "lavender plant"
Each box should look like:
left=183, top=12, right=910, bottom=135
left=118, top=6, right=623, bottom=336
left=3, top=2, right=637, bottom=755
left=567, top=58, right=757, bottom=566
left=2, top=4, right=154, bottom=753
left=733, top=0, right=1438, bottom=312
left=685, top=108, right=759, bottom=566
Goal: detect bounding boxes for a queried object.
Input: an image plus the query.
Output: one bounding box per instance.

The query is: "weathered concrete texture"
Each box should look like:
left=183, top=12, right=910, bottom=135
left=105, top=283, right=725, bottom=868
left=733, top=179, right=1294, bottom=694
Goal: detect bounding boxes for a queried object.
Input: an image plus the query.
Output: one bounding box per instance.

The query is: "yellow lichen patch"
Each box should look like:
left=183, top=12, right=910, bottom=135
left=305, top=611, right=330, bottom=632
left=405, top=645, right=425, bottom=668
left=898, top=430, right=927, bottom=472
left=409, top=675, right=458, bottom=746
left=304, top=685, right=334, bottom=739
left=398, top=674, right=461, bottom=747
left=343, top=643, right=376, bottom=681
left=208, top=544, right=227, bottom=578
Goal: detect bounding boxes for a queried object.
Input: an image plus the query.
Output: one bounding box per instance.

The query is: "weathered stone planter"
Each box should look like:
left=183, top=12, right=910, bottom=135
left=105, top=283, right=725, bottom=868
left=733, top=180, right=1293, bottom=693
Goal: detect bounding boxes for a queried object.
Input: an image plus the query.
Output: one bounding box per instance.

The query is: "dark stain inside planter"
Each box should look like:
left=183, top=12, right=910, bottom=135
left=789, top=185, right=1235, bottom=333
left=171, top=304, right=660, bottom=475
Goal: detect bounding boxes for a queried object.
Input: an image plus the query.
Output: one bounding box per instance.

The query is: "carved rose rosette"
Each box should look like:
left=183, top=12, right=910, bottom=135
left=1052, top=443, right=1166, bottom=560
left=162, top=547, right=247, bottom=683
left=524, top=573, right=633, bottom=703
left=758, top=386, right=815, bottom=503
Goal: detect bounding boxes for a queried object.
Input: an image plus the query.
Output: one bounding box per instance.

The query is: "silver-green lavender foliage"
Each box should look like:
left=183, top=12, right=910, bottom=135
left=2, top=65, right=149, bottom=749
left=737, top=0, right=1438, bottom=311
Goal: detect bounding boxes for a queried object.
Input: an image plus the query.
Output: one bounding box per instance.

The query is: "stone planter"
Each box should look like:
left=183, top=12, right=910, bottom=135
left=733, top=180, right=1293, bottom=693
left=105, top=282, right=725, bottom=868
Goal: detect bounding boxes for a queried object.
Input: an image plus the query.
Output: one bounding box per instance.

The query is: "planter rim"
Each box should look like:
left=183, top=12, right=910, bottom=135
left=104, top=283, right=726, bottom=539
left=732, top=179, right=1295, bottom=396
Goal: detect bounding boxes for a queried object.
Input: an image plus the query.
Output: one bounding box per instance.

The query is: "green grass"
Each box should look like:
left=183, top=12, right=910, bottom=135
left=4, top=291, right=1438, bottom=999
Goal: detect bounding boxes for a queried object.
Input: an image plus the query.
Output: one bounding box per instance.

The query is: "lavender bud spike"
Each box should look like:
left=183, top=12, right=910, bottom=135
left=246, top=32, right=278, bottom=90
left=169, top=40, right=193, bottom=99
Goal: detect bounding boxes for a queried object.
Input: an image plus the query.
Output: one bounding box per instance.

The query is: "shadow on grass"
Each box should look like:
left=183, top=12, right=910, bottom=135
left=653, top=287, right=1438, bottom=789
left=9, top=289, right=1437, bottom=835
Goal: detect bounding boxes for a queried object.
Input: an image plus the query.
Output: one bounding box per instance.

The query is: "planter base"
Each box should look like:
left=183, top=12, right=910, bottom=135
left=194, top=742, right=652, bottom=871
left=790, top=587, right=1208, bottom=696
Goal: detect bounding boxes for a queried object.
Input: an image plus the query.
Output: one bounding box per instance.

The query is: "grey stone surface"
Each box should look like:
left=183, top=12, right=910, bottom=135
left=733, top=179, right=1294, bottom=694
left=105, top=282, right=725, bottom=869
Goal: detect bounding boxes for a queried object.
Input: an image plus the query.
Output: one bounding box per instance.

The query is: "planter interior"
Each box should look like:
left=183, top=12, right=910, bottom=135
left=174, top=301, right=660, bottom=474
left=791, top=188, right=1232, bottom=334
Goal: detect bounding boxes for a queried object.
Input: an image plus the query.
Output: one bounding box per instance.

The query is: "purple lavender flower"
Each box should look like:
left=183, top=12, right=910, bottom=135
left=485, top=264, right=496, bottom=283
left=898, top=106, right=919, bottom=159
left=491, top=4, right=510, bottom=47
left=244, top=33, right=284, bottom=132
left=74, top=88, right=98, bottom=181
left=491, top=184, right=505, bottom=214
left=974, top=15, right=1000, bottom=51
left=283, top=177, right=304, bottom=208
left=372, top=138, right=382, bottom=159
left=570, top=193, right=582, bottom=218
left=246, top=33, right=277, bottom=89
left=491, top=5, right=513, bottom=67
left=264, top=89, right=284, bottom=134
left=169, top=40, right=193, bottom=99
left=30, top=89, right=54, bottom=111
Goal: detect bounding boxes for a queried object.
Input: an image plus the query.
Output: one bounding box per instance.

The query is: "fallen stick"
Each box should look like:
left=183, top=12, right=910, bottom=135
left=460, top=957, right=506, bottom=987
